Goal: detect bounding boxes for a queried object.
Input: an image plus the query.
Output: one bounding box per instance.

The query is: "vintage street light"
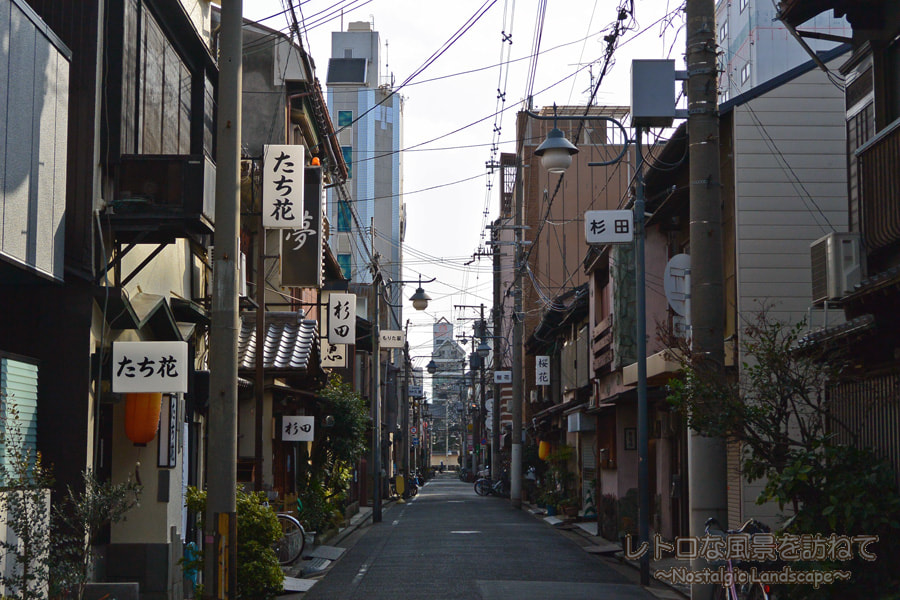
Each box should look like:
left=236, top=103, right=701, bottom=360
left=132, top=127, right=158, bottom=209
left=533, top=126, right=579, bottom=173
left=476, top=340, right=491, bottom=359
left=408, top=276, right=432, bottom=311
left=426, top=359, right=437, bottom=375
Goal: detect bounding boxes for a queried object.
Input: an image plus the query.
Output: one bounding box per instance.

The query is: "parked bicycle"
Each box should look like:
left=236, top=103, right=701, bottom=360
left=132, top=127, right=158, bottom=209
left=705, top=517, right=779, bottom=600
left=474, top=473, right=509, bottom=498
left=270, top=498, right=307, bottom=566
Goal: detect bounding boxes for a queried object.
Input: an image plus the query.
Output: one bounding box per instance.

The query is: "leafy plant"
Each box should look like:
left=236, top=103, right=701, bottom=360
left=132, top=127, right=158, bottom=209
left=184, top=486, right=284, bottom=599
left=50, top=471, right=141, bottom=599
left=0, top=396, right=53, bottom=600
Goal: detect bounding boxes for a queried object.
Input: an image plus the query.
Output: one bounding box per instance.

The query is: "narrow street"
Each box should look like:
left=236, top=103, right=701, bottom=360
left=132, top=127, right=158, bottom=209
left=298, top=473, right=671, bottom=600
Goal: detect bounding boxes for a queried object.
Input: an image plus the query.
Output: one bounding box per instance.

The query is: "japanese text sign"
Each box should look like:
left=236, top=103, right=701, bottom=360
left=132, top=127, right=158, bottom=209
left=536, top=355, right=550, bottom=386
left=494, top=370, right=512, bottom=384
left=280, top=166, right=323, bottom=287
left=112, top=341, right=188, bottom=393
left=263, top=144, right=305, bottom=229
left=328, top=293, right=356, bottom=345
left=318, top=305, right=347, bottom=368
left=585, top=210, right=633, bottom=244
left=282, top=416, right=314, bottom=442
left=379, top=330, right=405, bottom=348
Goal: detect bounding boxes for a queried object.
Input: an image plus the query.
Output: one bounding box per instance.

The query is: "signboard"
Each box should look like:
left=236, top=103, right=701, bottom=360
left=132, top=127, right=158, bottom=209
left=318, top=297, right=347, bottom=368
left=112, top=341, right=189, bottom=393
left=157, top=394, right=178, bottom=468
left=410, top=426, right=417, bottom=435
left=263, top=144, right=304, bottom=229
left=585, top=210, right=633, bottom=244
left=535, top=355, right=550, bottom=386
left=412, top=437, right=419, bottom=447
left=379, top=330, right=405, bottom=348
left=280, top=166, right=323, bottom=287
left=327, top=293, right=356, bottom=345
left=409, top=385, right=424, bottom=398
left=282, top=416, right=315, bottom=442
left=494, top=370, right=512, bottom=384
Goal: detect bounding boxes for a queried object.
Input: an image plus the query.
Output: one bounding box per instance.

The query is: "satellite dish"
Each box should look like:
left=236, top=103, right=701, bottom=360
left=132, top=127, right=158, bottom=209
left=664, top=254, right=691, bottom=317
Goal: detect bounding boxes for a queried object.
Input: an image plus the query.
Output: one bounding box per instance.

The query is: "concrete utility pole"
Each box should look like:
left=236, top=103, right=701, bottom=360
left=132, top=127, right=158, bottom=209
left=401, top=340, right=411, bottom=493
left=205, top=0, right=242, bottom=597
left=686, top=1, right=728, bottom=598
left=371, top=251, right=383, bottom=523
left=509, top=156, right=524, bottom=508
left=491, top=236, right=501, bottom=478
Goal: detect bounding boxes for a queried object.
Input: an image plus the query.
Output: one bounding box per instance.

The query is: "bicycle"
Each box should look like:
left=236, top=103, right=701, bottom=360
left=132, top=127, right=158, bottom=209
left=473, top=475, right=509, bottom=498
left=270, top=498, right=307, bottom=566
left=705, top=517, right=778, bottom=600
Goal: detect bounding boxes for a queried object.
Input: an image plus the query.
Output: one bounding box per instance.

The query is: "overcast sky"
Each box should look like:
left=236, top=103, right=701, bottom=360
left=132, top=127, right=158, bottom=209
left=242, top=1, right=688, bottom=368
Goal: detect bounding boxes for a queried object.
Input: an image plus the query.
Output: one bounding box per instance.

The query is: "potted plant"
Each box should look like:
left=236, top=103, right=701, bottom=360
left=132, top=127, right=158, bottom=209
left=558, top=496, right=580, bottom=518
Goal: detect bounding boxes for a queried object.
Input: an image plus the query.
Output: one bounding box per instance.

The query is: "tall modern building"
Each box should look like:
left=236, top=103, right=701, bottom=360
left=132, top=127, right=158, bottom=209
left=716, top=0, right=850, bottom=103
left=325, top=21, right=405, bottom=313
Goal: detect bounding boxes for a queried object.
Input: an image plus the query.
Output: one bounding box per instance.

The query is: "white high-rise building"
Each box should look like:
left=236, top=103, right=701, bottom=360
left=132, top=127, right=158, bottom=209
left=716, top=0, right=851, bottom=103
left=325, top=21, right=405, bottom=314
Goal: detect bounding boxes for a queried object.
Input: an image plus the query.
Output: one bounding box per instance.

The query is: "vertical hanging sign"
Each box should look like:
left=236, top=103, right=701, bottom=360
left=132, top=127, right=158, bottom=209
left=263, top=144, right=304, bottom=228
left=536, top=355, right=550, bottom=386
left=319, top=292, right=347, bottom=368
left=328, top=293, right=356, bottom=345
left=280, top=166, right=324, bottom=287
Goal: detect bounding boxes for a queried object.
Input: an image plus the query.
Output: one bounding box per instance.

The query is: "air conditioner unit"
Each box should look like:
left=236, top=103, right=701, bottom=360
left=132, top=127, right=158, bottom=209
left=810, top=232, right=864, bottom=304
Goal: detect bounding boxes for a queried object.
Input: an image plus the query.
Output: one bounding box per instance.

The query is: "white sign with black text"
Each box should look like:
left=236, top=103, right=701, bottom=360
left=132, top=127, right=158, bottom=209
left=535, top=355, right=550, bottom=386
left=494, top=370, right=512, bottom=384
left=584, top=210, right=633, bottom=244
left=327, top=293, right=356, bottom=345
left=379, top=330, right=405, bottom=348
left=263, top=144, right=305, bottom=229
left=282, top=416, right=315, bottom=442
left=112, top=341, right=188, bottom=393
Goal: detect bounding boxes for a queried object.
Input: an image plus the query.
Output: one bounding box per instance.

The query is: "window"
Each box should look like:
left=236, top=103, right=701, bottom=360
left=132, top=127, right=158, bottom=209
left=719, top=22, right=728, bottom=44
left=337, top=201, right=351, bottom=232
left=337, top=254, right=351, bottom=279
left=341, top=146, right=352, bottom=179
left=0, top=356, right=39, bottom=476
left=338, top=110, right=353, bottom=127
left=740, top=0, right=748, bottom=13
left=741, top=63, right=751, bottom=84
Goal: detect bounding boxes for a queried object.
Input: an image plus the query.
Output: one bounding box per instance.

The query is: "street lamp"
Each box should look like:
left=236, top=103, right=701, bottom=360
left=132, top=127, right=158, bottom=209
left=409, top=276, right=432, bottom=311
left=476, top=340, right=491, bottom=359
left=529, top=106, right=651, bottom=586
left=426, top=360, right=437, bottom=375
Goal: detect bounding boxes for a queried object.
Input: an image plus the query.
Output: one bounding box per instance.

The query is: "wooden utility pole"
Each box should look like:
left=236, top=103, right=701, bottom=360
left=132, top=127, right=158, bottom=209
left=686, top=1, right=728, bottom=598
left=205, top=0, right=242, bottom=596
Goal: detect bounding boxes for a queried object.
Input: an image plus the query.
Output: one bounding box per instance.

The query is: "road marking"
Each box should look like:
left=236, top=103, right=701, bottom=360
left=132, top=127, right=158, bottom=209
left=352, top=562, right=369, bottom=584
left=392, top=520, right=399, bottom=526
left=450, top=530, right=481, bottom=534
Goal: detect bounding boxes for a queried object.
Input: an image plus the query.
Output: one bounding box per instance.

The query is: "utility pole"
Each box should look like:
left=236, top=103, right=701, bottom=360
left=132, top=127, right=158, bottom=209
left=510, top=155, right=524, bottom=508
left=490, top=245, right=501, bottom=478
left=205, top=0, right=241, bottom=597
left=686, top=1, right=727, bottom=598
left=371, top=246, right=383, bottom=523
left=401, top=340, right=410, bottom=494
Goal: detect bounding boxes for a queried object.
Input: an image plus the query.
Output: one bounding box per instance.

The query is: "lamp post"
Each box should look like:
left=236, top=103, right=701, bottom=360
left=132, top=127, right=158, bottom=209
left=529, top=106, right=651, bottom=586
left=371, top=275, right=434, bottom=523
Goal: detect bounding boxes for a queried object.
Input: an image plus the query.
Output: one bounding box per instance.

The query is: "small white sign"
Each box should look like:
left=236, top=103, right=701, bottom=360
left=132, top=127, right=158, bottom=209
left=380, top=330, right=405, bottom=348
left=263, top=144, right=305, bottom=229
left=282, top=416, right=315, bottom=442
left=494, top=370, right=512, bottom=384
left=536, top=355, right=550, bottom=387
left=585, top=210, right=633, bottom=244
left=318, top=307, right=347, bottom=368
left=409, top=385, right=424, bottom=398
left=112, top=341, right=189, bottom=393
left=328, top=293, right=356, bottom=345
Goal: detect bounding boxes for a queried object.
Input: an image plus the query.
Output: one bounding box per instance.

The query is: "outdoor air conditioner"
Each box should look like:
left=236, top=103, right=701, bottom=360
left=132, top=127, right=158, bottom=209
left=810, top=232, right=864, bottom=304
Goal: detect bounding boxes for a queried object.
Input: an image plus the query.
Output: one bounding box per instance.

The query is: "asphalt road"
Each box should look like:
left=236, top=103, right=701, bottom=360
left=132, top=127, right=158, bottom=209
left=302, top=473, right=660, bottom=600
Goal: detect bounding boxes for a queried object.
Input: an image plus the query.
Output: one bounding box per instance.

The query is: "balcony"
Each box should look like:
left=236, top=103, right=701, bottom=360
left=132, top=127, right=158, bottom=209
left=104, top=155, right=216, bottom=244
left=857, top=118, right=900, bottom=260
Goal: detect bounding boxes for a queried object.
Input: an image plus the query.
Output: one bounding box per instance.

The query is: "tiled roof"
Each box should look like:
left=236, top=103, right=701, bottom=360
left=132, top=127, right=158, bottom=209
left=797, top=314, right=876, bottom=349
left=238, top=312, right=317, bottom=371
left=844, top=265, right=900, bottom=302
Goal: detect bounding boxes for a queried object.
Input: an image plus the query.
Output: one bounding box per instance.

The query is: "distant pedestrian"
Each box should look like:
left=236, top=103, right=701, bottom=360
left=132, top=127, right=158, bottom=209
left=440, top=461, right=444, bottom=472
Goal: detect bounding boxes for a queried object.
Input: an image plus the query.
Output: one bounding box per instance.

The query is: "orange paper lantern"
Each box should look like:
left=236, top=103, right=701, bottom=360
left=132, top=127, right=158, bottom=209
left=125, top=392, right=163, bottom=445
left=538, top=440, right=551, bottom=461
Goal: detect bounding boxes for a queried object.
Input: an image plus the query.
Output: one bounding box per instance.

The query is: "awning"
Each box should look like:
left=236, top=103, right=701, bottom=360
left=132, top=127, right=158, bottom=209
left=92, top=287, right=185, bottom=340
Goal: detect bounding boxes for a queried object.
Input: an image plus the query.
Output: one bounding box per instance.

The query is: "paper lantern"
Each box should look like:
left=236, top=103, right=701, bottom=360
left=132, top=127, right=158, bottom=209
left=125, top=392, right=162, bottom=445
left=538, top=440, right=551, bottom=461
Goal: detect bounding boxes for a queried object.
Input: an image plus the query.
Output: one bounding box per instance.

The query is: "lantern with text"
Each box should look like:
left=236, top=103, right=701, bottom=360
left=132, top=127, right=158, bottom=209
left=125, top=392, right=163, bottom=445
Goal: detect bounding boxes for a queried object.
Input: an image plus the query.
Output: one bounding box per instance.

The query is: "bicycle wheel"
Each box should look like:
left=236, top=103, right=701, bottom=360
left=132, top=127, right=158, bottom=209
left=474, top=479, right=491, bottom=496
left=273, top=513, right=305, bottom=565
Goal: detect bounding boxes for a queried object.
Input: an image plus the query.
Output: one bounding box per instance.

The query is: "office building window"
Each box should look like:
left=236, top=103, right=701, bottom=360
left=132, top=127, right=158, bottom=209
left=740, top=0, right=748, bottom=12
left=719, top=22, right=728, bottom=43
left=338, top=110, right=353, bottom=127
left=741, top=63, right=751, bottom=84
left=337, top=254, right=351, bottom=279
left=342, top=146, right=352, bottom=178
left=337, top=201, right=351, bottom=232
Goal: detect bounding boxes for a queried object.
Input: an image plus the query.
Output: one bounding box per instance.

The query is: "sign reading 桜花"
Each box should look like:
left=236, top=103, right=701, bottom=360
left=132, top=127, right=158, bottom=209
left=380, top=330, right=405, bottom=348
left=535, top=355, right=550, bottom=386
left=494, top=370, right=512, bottom=384
left=584, top=210, right=633, bottom=244
left=282, top=416, right=315, bottom=442
left=112, top=341, right=188, bottom=393
left=263, top=145, right=305, bottom=229
left=328, top=293, right=356, bottom=345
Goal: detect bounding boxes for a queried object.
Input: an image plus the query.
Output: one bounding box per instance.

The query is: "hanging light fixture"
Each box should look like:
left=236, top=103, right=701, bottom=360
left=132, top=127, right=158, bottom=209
left=124, top=392, right=163, bottom=445
left=409, top=276, right=432, bottom=311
